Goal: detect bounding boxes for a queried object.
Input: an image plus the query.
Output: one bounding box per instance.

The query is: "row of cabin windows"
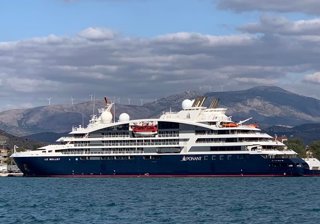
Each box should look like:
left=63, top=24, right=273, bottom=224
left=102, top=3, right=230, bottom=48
left=79, top=155, right=161, bottom=160
left=261, top=154, right=297, bottom=159
left=73, top=139, right=180, bottom=147
left=75, top=155, right=252, bottom=161
left=158, top=131, right=179, bottom=137
left=58, top=148, right=181, bottom=154
left=196, top=138, right=271, bottom=143
left=211, top=154, right=249, bottom=160
left=210, top=146, right=242, bottom=151
left=195, top=130, right=256, bottom=135
left=261, top=146, right=286, bottom=150
left=89, top=131, right=179, bottom=138
left=57, top=148, right=143, bottom=154
left=101, top=139, right=179, bottom=146
left=100, top=132, right=130, bottom=137
left=80, top=156, right=134, bottom=160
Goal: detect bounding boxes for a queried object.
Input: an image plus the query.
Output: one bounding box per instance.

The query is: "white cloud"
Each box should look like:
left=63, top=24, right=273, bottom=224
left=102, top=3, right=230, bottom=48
left=1, top=21, right=320, bottom=110
left=6, top=78, right=60, bottom=93
left=304, top=72, right=320, bottom=84
left=240, top=16, right=320, bottom=36
left=155, top=32, right=253, bottom=46
left=217, top=0, right=320, bottom=15
left=234, top=77, right=276, bottom=85
left=78, top=27, right=117, bottom=41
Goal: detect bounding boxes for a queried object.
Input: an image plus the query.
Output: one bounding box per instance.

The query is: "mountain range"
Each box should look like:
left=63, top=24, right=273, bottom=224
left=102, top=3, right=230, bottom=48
left=205, top=86, right=320, bottom=126
left=0, top=86, right=320, bottom=145
left=0, top=129, right=44, bottom=151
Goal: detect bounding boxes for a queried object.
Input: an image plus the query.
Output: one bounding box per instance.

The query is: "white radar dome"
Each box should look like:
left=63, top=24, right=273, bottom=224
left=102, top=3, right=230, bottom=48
left=100, top=111, right=113, bottom=123
left=119, top=113, right=130, bottom=122
left=182, top=99, right=192, bottom=109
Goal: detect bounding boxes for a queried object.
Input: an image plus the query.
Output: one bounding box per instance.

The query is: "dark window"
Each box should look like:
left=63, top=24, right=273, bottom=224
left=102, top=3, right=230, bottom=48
left=218, top=130, right=229, bottom=134
left=225, top=138, right=237, bottom=142
left=158, top=122, right=179, bottom=130
left=210, top=146, right=241, bottom=151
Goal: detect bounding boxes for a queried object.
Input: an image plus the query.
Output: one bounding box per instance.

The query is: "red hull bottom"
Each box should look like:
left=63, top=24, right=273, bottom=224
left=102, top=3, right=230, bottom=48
left=22, top=173, right=320, bottom=178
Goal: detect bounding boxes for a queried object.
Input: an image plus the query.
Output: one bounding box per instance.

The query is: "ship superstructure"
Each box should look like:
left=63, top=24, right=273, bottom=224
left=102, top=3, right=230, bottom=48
left=11, top=97, right=315, bottom=177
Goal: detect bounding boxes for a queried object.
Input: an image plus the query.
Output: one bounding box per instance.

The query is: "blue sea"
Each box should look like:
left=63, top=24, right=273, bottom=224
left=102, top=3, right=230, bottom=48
left=0, top=177, right=319, bottom=224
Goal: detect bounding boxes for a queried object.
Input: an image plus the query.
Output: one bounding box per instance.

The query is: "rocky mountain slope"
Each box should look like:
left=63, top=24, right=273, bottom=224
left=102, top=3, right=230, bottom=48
left=0, top=101, right=154, bottom=136
left=1, top=86, right=320, bottom=137
left=205, top=86, right=320, bottom=126
left=0, top=129, right=44, bottom=150
left=265, top=123, right=320, bottom=145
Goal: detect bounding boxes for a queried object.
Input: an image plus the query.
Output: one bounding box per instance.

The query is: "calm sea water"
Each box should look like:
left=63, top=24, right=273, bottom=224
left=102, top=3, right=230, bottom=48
left=0, top=177, right=319, bottom=224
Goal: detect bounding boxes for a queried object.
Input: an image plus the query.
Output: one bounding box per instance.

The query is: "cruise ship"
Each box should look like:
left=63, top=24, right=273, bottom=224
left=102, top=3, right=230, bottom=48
left=11, top=97, right=319, bottom=177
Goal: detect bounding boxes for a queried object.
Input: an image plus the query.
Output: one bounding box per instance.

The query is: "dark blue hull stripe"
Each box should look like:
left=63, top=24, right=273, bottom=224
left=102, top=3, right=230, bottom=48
left=13, top=154, right=317, bottom=177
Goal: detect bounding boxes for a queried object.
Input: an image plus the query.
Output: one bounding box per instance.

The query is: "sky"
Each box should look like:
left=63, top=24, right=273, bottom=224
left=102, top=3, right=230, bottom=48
left=1, top=0, right=320, bottom=110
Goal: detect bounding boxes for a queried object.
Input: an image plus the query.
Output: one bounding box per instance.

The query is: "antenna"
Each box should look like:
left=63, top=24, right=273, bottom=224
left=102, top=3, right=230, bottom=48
left=92, top=93, right=96, bottom=116
left=192, top=96, right=206, bottom=107
left=128, top=98, right=131, bottom=105
left=140, top=99, right=143, bottom=106
left=209, top=98, right=220, bottom=108
left=113, top=98, right=116, bottom=123
left=13, top=145, right=18, bottom=153
left=104, top=96, right=108, bottom=105
left=47, top=97, right=52, bottom=106
left=82, top=113, right=84, bottom=127
left=237, top=117, right=253, bottom=125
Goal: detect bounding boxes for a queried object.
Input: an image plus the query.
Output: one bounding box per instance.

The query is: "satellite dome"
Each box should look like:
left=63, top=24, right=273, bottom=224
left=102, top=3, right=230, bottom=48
left=182, top=99, right=192, bottom=109
left=100, top=111, right=113, bottom=123
left=119, top=113, right=130, bottom=122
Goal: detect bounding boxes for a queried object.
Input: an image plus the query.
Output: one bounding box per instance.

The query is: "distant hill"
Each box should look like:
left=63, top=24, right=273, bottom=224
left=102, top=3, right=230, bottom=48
left=0, top=101, right=154, bottom=136
left=0, top=129, right=44, bottom=150
left=23, top=132, right=68, bottom=144
left=1, top=86, right=320, bottom=137
left=265, top=123, right=320, bottom=144
left=205, top=86, right=320, bottom=127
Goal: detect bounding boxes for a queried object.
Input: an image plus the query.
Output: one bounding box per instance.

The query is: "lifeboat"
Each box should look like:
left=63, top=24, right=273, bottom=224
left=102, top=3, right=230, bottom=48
left=132, top=124, right=158, bottom=136
left=248, top=123, right=259, bottom=128
left=222, top=122, right=238, bottom=128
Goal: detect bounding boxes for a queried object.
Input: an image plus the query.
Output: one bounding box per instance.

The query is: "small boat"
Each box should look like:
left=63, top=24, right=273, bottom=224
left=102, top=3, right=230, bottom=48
left=247, top=123, right=259, bottom=128
left=132, top=124, right=158, bottom=136
left=222, top=122, right=238, bottom=127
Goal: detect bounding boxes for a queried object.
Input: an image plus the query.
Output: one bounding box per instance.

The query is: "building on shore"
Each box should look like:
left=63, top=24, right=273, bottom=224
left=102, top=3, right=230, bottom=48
left=0, top=143, right=21, bottom=174
left=0, top=147, right=9, bottom=172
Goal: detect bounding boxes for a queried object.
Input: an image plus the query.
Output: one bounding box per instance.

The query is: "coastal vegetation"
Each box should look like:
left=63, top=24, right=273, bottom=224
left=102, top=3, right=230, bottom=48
left=286, top=138, right=320, bottom=160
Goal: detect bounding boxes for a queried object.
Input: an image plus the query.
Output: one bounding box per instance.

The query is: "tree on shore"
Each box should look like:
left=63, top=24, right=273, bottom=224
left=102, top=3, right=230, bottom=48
left=285, top=138, right=306, bottom=157
left=307, top=141, right=320, bottom=160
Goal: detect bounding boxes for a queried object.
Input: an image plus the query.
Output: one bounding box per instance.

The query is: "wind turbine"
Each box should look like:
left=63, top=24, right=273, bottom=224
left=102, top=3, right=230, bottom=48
left=71, top=97, right=74, bottom=105
left=47, top=97, right=52, bottom=106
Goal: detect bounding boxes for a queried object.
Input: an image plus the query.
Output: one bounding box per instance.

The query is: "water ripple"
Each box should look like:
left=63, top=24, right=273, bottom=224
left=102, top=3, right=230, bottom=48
left=0, top=177, right=319, bottom=223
